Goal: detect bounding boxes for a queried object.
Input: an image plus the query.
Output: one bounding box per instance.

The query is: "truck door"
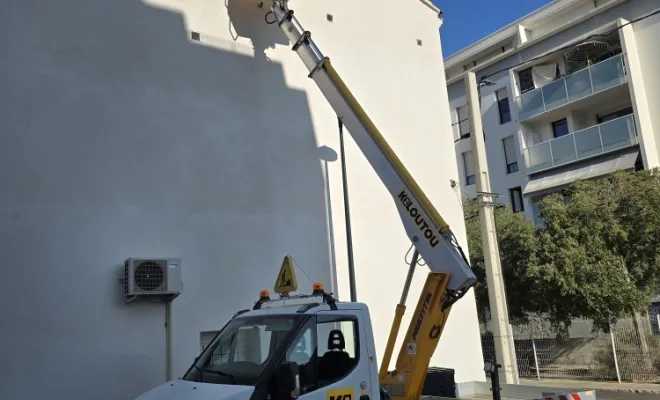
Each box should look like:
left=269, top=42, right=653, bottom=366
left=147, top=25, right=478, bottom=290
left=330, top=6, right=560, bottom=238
left=281, top=310, right=375, bottom=400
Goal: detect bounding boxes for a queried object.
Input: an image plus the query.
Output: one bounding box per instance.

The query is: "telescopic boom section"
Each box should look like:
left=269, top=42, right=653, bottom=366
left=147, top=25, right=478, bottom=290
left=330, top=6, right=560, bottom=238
left=268, top=1, right=476, bottom=305
left=380, top=271, right=453, bottom=400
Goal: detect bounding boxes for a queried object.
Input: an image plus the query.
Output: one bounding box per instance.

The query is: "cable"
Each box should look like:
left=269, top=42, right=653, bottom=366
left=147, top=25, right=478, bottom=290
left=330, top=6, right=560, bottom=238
left=464, top=213, right=479, bottom=220
left=452, top=117, right=471, bottom=142
left=478, top=9, right=660, bottom=84
left=404, top=244, right=414, bottom=265
left=265, top=11, right=276, bottom=24
left=404, top=243, right=427, bottom=267
left=448, top=232, right=471, bottom=267
left=452, top=117, right=469, bottom=127
left=290, top=256, right=314, bottom=284
left=452, top=181, right=467, bottom=210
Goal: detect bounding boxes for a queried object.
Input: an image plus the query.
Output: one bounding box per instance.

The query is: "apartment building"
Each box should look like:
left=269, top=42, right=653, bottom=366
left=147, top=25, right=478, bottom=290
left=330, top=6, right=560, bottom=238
left=444, top=0, right=660, bottom=226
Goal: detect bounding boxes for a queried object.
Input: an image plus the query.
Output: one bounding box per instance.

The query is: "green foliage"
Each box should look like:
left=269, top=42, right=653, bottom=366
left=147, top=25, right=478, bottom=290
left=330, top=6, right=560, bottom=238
left=463, top=197, right=540, bottom=325
left=465, top=168, right=660, bottom=333
left=534, top=169, right=660, bottom=330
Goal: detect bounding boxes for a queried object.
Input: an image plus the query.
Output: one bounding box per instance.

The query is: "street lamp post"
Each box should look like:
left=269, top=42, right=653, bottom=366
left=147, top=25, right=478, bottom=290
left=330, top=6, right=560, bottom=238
left=338, top=118, right=358, bottom=302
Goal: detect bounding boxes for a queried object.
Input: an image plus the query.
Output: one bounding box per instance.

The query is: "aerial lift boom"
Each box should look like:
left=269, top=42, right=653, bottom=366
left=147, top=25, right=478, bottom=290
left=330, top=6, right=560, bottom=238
left=131, top=3, right=479, bottom=400
left=268, top=2, right=478, bottom=400
left=267, top=1, right=475, bottom=300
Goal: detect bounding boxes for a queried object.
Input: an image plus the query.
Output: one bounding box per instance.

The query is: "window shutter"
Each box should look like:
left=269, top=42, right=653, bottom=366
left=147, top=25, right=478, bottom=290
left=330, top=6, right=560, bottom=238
left=503, top=136, right=517, bottom=164
left=463, top=151, right=474, bottom=176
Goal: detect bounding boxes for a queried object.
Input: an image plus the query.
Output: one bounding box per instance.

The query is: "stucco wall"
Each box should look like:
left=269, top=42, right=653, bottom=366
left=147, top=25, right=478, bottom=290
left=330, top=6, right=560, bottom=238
left=0, top=1, right=484, bottom=399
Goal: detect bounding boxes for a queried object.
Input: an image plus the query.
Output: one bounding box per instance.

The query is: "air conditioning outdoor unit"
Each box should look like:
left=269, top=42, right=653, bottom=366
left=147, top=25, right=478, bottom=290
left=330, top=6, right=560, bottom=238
left=123, top=258, right=182, bottom=303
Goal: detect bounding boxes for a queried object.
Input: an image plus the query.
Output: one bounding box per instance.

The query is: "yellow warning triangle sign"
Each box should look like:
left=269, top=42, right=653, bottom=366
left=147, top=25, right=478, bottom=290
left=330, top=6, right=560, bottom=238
left=274, top=255, right=298, bottom=294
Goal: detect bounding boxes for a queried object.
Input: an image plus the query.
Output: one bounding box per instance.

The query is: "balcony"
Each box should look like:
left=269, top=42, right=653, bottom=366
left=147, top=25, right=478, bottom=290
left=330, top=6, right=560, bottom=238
left=517, top=54, right=627, bottom=121
left=523, top=114, right=638, bottom=174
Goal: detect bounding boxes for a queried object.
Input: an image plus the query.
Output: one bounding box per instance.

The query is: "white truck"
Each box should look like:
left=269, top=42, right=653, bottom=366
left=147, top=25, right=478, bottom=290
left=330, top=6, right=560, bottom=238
left=134, top=1, right=477, bottom=400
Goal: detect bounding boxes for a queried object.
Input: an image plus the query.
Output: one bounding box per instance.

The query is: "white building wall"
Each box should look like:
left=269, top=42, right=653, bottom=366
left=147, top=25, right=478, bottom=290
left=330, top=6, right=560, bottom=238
left=0, top=1, right=483, bottom=399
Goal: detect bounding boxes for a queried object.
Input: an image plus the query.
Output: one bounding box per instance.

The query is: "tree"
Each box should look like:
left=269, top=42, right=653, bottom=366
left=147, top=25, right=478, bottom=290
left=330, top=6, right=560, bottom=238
left=533, top=169, right=660, bottom=369
left=533, top=169, right=660, bottom=330
left=465, top=168, right=660, bottom=338
left=463, top=198, right=541, bottom=325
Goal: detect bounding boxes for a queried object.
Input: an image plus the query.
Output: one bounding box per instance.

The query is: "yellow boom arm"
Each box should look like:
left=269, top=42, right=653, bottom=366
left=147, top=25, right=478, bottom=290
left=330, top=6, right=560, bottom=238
left=378, top=250, right=453, bottom=400
left=266, top=2, right=476, bottom=400
left=268, top=1, right=476, bottom=306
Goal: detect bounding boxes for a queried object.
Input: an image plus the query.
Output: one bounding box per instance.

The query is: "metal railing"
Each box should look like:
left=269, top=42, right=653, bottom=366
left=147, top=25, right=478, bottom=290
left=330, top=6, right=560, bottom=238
left=480, top=314, right=660, bottom=383
left=523, top=114, right=638, bottom=174
left=516, top=54, right=627, bottom=121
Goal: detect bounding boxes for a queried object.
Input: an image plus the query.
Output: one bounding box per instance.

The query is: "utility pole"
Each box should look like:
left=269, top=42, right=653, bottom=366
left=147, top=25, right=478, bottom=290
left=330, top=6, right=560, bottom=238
left=464, top=71, right=517, bottom=384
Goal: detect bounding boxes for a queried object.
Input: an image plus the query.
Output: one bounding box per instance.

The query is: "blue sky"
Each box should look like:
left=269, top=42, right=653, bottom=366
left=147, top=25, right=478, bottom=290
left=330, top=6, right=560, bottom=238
left=433, top=0, right=553, bottom=57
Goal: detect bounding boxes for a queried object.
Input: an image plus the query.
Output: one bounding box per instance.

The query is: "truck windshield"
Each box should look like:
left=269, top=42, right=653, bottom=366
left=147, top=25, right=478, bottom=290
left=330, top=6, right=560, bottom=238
left=183, top=314, right=302, bottom=386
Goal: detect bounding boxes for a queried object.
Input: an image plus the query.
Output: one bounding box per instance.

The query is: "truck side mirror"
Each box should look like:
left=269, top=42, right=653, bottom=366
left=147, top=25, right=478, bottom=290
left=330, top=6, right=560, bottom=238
left=275, top=361, right=300, bottom=400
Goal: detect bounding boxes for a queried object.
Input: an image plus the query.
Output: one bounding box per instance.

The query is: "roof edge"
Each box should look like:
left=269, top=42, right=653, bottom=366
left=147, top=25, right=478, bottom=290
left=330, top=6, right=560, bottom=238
left=444, top=0, right=599, bottom=67
left=444, top=0, right=626, bottom=85
left=418, top=0, right=441, bottom=15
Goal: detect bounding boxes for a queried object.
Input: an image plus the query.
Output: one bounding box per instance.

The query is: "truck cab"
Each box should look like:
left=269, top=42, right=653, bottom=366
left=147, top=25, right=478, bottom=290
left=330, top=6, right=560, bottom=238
left=134, top=286, right=384, bottom=400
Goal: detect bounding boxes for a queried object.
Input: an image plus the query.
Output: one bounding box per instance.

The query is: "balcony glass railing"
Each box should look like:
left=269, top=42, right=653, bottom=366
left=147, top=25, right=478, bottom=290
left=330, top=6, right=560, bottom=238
left=523, top=114, right=638, bottom=174
left=517, top=54, right=627, bottom=120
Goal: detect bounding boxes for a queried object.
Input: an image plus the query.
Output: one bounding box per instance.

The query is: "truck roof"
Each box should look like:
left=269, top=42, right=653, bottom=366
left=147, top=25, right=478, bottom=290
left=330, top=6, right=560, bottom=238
left=233, top=293, right=369, bottom=319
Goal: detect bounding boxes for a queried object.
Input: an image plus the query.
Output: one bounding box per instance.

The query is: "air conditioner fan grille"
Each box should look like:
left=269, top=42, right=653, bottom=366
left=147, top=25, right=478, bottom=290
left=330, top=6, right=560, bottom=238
left=134, top=261, right=165, bottom=291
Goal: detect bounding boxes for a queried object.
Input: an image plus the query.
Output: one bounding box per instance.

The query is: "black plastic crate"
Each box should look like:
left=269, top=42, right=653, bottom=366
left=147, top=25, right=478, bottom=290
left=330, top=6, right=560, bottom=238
left=421, top=367, right=457, bottom=398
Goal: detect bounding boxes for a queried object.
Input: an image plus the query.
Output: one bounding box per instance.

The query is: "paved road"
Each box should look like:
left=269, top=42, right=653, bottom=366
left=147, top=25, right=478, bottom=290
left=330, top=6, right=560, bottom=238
left=458, top=392, right=658, bottom=400
left=593, top=391, right=659, bottom=400
left=518, top=378, right=660, bottom=393
left=459, top=391, right=659, bottom=400
left=460, top=379, right=660, bottom=400
left=515, top=378, right=660, bottom=400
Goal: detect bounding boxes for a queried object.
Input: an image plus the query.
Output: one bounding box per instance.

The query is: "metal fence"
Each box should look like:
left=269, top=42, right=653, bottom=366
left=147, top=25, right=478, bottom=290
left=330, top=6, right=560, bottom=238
left=480, top=314, right=660, bottom=383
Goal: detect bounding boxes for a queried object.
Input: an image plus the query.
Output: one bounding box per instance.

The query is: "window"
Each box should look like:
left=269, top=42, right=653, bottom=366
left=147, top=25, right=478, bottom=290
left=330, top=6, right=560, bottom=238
left=284, top=317, right=359, bottom=394
left=552, top=118, right=569, bottom=138
left=502, top=136, right=518, bottom=174
left=509, top=187, right=524, bottom=212
left=209, top=325, right=272, bottom=364
left=462, top=151, right=475, bottom=186
left=185, top=315, right=301, bottom=386
left=456, top=105, right=470, bottom=139
left=496, top=88, right=511, bottom=124
left=518, top=67, right=535, bottom=93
